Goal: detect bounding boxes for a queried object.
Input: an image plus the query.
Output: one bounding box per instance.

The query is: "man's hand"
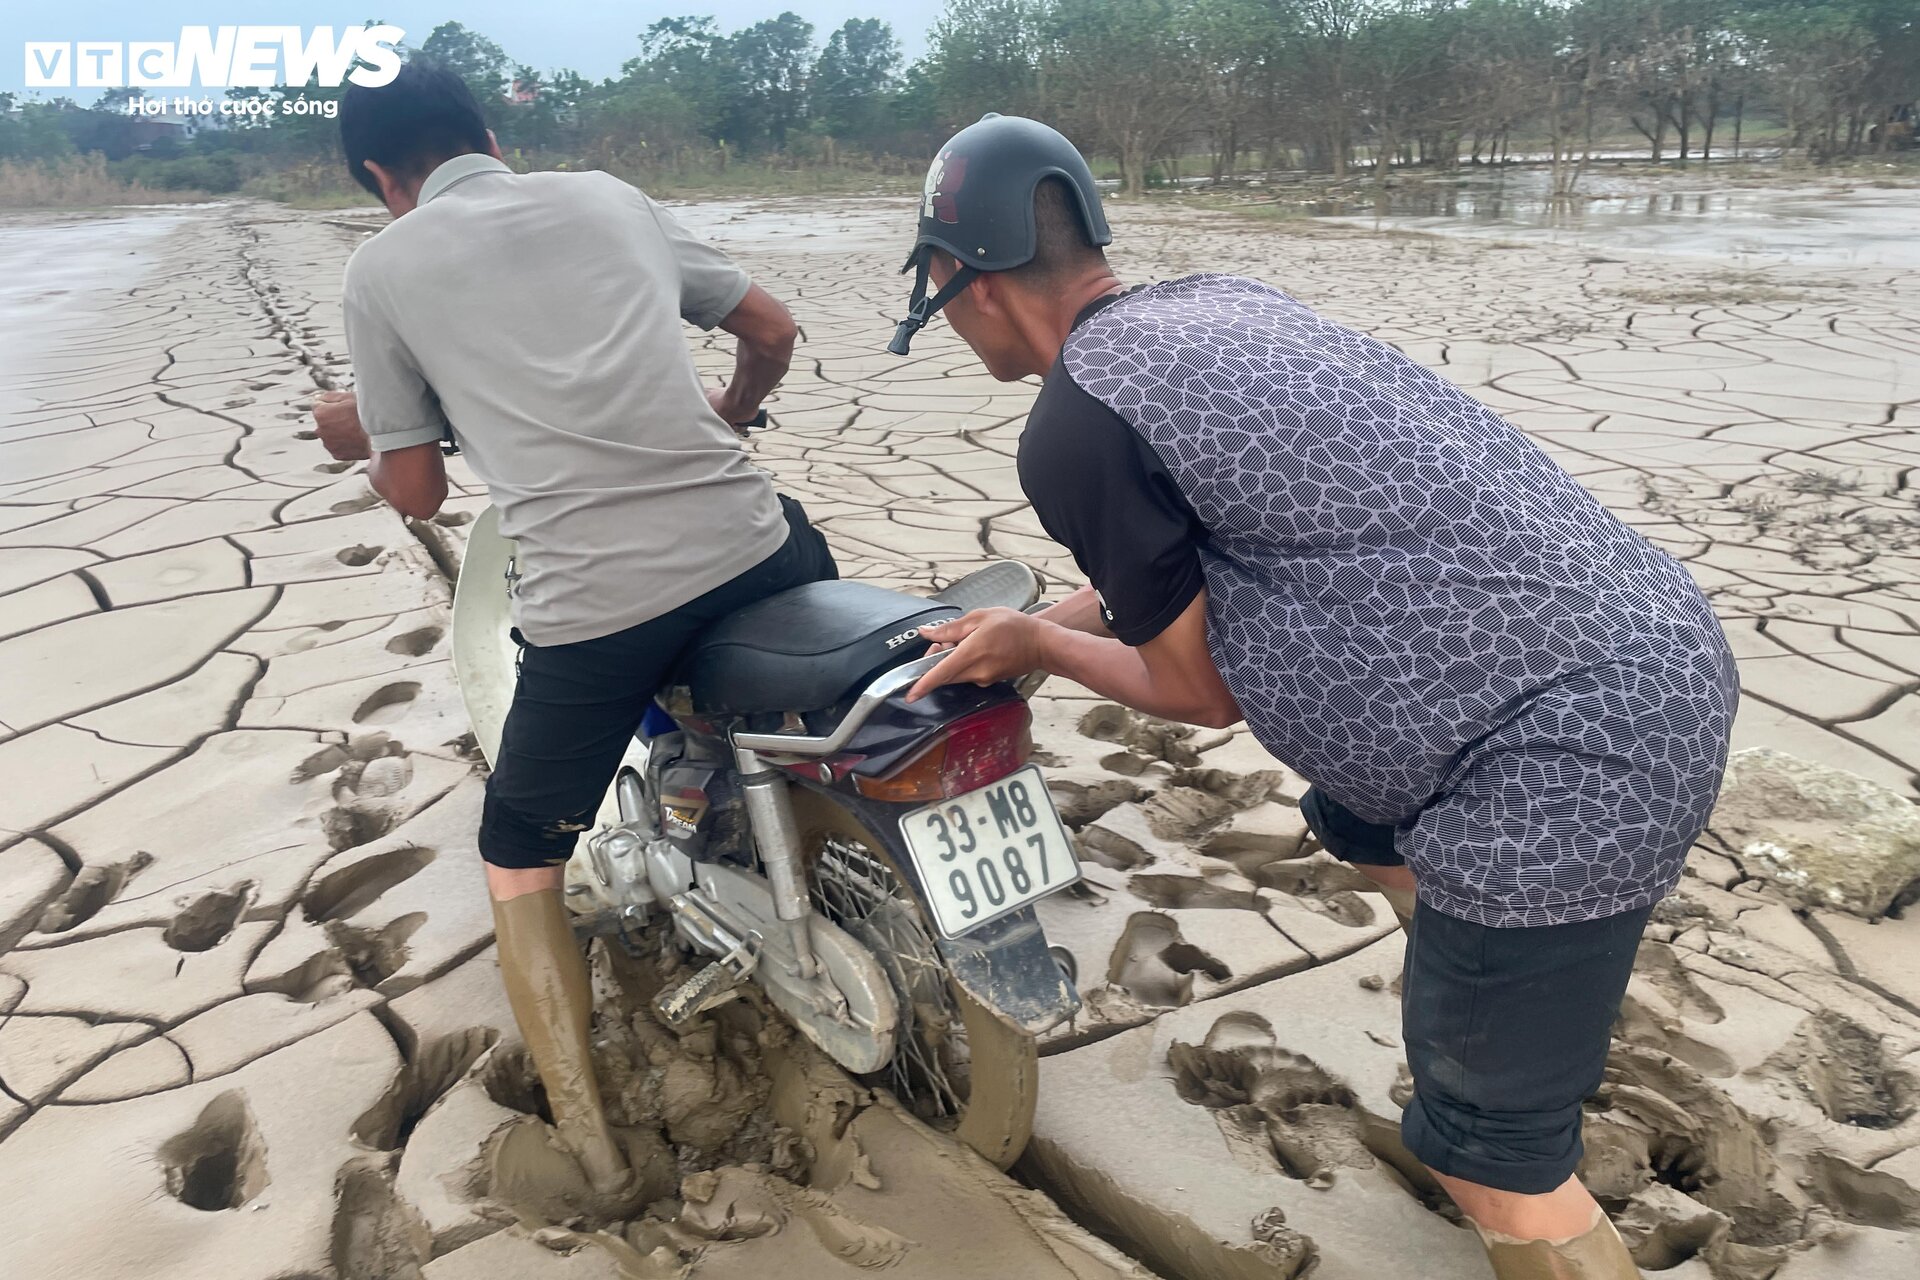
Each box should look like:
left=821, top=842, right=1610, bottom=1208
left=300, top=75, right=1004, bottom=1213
left=312, top=389, right=371, bottom=461
left=908, top=608, right=1046, bottom=701
left=710, top=283, right=796, bottom=430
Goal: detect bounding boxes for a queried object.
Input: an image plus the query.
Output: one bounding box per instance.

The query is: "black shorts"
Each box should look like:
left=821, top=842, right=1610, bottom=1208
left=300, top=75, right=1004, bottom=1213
left=479, top=495, right=837, bottom=870
left=1301, top=786, right=1650, bottom=1195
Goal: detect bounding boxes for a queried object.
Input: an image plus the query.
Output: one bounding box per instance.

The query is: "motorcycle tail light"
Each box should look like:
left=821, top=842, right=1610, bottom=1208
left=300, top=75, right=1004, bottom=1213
left=853, top=701, right=1033, bottom=803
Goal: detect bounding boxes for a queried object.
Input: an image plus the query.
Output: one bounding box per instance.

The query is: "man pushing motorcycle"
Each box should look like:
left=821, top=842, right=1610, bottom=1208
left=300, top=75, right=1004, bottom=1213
left=899, top=114, right=1739, bottom=1280
left=310, top=62, right=834, bottom=1201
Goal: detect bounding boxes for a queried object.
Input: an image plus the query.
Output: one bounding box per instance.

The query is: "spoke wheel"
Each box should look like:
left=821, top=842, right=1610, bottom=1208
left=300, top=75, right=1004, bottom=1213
left=789, top=787, right=1037, bottom=1169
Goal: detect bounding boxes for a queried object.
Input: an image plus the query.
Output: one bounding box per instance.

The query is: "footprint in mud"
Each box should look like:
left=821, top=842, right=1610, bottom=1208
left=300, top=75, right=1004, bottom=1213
left=319, top=804, right=399, bottom=852
left=1077, top=824, right=1155, bottom=872
left=305, top=845, right=435, bottom=922
left=1764, top=1009, right=1916, bottom=1130
left=294, top=732, right=405, bottom=785
left=1246, top=854, right=1379, bottom=928
left=351, top=1027, right=498, bottom=1150
left=1633, top=941, right=1725, bottom=1025
left=1173, top=766, right=1294, bottom=810
left=1107, top=912, right=1230, bottom=1007
left=330, top=1159, right=428, bottom=1280
left=384, top=625, right=443, bottom=657
left=1612, top=991, right=1735, bottom=1080
left=1099, top=750, right=1160, bottom=777
left=313, top=460, right=352, bottom=474
left=1203, top=833, right=1308, bottom=885
left=353, top=682, right=419, bottom=726
left=1582, top=1043, right=1802, bottom=1263
left=255, top=913, right=427, bottom=1003
left=1047, top=778, right=1146, bottom=829
left=330, top=493, right=382, bottom=515
left=1078, top=703, right=1203, bottom=768
left=430, top=510, right=474, bottom=528
left=158, top=1091, right=269, bottom=1211
left=1127, top=873, right=1267, bottom=913
left=1169, top=1014, right=1429, bottom=1197
left=303, top=738, right=420, bottom=851
left=35, top=852, right=154, bottom=934
left=162, top=884, right=252, bottom=953
left=325, top=915, right=426, bottom=992
left=336, top=544, right=383, bottom=568
left=678, top=1167, right=914, bottom=1266
left=1138, top=786, right=1240, bottom=842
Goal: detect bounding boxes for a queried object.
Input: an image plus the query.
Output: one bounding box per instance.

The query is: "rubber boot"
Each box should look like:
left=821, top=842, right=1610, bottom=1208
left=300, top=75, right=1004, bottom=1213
left=1479, top=1210, right=1642, bottom=1280
left=491, top=890, right=632, bottom=1194
left=1380, top=885, right=1417, bottom=933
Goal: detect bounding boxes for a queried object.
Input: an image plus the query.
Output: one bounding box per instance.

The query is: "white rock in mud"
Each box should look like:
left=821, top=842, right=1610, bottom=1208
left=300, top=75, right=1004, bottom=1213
left=1709, top=749, right=1920, bottom=919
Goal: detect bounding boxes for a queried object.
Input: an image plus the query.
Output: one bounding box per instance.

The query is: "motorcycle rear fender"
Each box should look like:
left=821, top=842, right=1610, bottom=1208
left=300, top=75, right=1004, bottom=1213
left=936, top=905, right=1081, bottom=1036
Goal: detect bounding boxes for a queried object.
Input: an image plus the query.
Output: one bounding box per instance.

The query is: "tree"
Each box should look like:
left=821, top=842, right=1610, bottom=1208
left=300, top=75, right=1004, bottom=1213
left=730, top=12, right=815, bottom=149
left=1048, top=0, right=1204, bottom=193
left=926, top=0, right=1053, bottom=124
left=418, top=21, right=511, bottom=118
left=812, top=19, right=902, bottom=140
left=0, top=95, right=77, bottom=162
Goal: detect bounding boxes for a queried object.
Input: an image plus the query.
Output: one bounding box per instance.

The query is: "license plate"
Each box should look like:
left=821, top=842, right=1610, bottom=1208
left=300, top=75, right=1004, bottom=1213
left=899, top=765, right=1080, bottom=938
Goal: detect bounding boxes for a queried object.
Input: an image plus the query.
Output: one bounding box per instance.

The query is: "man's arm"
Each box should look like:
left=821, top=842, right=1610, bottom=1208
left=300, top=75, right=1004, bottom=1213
left=1034, top=585, right=1113, bottom=638
left=311, top=390, right=448, bottom=520
left=706, top=283, right=796, bottom=426
left=909, top=593, right=1242, bottom=729
left=369, top=440, right=448, bottom=519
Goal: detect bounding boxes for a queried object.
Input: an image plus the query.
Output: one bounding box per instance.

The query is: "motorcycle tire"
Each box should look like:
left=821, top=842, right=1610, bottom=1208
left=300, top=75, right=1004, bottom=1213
left=787, top=785, right=1038, bottom=1170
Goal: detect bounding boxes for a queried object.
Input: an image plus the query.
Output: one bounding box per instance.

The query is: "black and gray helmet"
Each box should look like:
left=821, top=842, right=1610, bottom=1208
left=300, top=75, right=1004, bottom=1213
left=889, top=113, right=1112, bottom=355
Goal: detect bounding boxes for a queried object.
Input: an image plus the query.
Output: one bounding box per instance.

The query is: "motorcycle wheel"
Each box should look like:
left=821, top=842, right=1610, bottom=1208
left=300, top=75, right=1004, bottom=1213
left=787, top=786, right=1038, bottom=1170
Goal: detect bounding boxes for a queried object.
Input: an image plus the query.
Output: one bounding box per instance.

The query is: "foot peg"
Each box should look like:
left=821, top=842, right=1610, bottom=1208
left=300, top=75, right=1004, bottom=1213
left=654, top=891, right=762, bottom=1028
left=654, top=936, right=760, bottom=1028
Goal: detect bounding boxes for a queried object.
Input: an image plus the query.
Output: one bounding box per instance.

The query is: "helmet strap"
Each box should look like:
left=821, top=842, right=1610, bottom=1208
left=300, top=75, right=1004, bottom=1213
left=889, top=255, right=979, bottom=356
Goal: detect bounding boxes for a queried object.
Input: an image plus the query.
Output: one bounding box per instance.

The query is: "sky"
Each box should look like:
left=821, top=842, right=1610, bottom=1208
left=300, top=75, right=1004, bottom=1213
left=4, top=2, right=947, bottom=99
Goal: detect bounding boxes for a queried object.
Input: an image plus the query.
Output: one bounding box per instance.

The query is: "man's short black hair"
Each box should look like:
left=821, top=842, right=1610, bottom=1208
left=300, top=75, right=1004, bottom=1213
left=1013, top=176, right=1108, bottom=284
left=339, top=59, right=490, bottom=198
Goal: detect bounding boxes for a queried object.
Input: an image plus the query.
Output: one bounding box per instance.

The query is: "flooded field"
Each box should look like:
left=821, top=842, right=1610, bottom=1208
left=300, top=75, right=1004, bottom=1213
left=1306, top=168, right=1920, bottom=268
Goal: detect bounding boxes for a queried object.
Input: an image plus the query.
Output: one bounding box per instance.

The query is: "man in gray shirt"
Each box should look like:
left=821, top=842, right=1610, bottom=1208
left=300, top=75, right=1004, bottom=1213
left=312, top=62, right=836, bottom=1203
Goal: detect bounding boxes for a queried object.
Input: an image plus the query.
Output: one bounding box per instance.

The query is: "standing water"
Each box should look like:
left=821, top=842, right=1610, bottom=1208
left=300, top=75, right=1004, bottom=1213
left=1308, top=170, right=1920, bottom=269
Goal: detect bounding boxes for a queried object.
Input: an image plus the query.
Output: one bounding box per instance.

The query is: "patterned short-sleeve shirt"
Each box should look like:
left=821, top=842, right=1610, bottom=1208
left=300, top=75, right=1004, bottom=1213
left=1018, top=275, right=1739, bottom=927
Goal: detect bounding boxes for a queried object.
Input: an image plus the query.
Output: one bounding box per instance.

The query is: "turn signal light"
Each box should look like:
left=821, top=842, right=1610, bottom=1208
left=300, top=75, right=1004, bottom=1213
left=853, top=701, right=1033, bottom=803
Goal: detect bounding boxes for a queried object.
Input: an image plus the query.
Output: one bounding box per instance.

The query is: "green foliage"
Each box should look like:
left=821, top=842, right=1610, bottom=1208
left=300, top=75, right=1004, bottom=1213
left=0, top=96, right=77, bottom=162
left=813, top=19, right=903, bottom=138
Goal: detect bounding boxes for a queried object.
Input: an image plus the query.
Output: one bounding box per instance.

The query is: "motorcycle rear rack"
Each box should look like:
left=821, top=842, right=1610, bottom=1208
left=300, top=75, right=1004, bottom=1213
left=729, top=651, right=945, bottom=764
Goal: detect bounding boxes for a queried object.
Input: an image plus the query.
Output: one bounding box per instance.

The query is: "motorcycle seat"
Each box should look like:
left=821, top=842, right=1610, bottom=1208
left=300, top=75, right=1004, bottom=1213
left=673, top=580, right=961, bottom=716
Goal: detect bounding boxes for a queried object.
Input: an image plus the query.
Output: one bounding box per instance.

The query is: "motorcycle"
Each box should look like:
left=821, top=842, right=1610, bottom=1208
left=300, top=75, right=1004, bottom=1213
left=451, top=508, right=1083, bottom=1168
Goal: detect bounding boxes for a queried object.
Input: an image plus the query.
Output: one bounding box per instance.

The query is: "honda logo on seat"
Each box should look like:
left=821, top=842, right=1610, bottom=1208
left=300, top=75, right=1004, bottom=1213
left=883, top=628, right=921, bottom=650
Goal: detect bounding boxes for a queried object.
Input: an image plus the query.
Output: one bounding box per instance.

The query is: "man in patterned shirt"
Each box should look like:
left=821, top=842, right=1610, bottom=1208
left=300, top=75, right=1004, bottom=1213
left=899, top=115, right=1738, bottom=1280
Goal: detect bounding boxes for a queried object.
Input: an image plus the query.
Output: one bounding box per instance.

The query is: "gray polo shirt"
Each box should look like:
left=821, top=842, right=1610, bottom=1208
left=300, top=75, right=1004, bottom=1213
left=342, top=154, right=786, bottom=646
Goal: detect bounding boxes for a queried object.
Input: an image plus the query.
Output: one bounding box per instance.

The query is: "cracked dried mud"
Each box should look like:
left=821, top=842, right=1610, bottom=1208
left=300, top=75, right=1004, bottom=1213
left=0, top=189, right=1916, bottom=1278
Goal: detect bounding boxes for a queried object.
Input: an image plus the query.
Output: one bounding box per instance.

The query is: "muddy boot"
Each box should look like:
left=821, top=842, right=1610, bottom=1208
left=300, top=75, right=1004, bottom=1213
left=1380, top=885, right=1417, bottom=933
left=1478, top=1210, right=1642, bottom=1280
left=491, top=890, right=632, bottom=1195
